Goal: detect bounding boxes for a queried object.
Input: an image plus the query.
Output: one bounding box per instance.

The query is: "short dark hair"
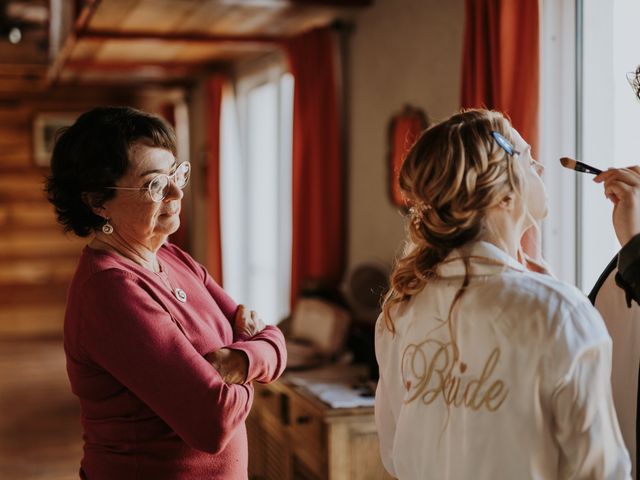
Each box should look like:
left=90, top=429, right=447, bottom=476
left=45, top=106, right=177, bottom=237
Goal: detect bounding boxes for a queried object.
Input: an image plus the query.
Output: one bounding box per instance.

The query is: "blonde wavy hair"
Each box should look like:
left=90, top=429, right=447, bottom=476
left=382, top=109, right=532, bottom=333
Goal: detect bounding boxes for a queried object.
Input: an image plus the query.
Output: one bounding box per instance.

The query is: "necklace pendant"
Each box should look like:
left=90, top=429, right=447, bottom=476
left=175, top=288, right=187, bottom=303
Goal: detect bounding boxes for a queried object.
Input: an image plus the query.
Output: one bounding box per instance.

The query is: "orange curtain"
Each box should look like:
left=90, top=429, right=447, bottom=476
left=284, top=27, right=344, bottom=306
left=162, top=103, right=190, bottom=252
left=206, top=75, right=225, bottom=284
left=461, top=0, right=540, bottom=256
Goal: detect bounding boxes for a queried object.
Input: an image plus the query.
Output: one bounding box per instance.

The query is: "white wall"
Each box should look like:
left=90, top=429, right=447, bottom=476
left=348, top=0, right=465, bottom=272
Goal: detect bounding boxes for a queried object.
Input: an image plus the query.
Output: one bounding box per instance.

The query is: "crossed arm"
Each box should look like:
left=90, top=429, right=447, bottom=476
left=202, top=274, right=287, bottom=385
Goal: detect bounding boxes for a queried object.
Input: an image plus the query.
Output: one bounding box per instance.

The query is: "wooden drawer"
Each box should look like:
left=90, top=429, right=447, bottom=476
left=289, top=393, right=324, bottom=477
left=254, top=383, right=287, bottom=425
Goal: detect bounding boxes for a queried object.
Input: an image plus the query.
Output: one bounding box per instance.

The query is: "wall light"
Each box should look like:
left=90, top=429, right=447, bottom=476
left=8, top=26, right=21, bottom=44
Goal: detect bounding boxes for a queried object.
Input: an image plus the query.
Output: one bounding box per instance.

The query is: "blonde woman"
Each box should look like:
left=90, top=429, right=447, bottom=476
left=375, top=109, right=631, bottom=479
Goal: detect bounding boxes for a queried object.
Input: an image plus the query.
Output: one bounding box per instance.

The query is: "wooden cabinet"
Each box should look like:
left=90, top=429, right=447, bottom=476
left=248, top=377, right=394, bottom=480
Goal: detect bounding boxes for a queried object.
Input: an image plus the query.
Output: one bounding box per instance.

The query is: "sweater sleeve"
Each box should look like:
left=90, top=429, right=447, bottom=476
left=226, top=326, right=287, bottom=384
left=78, top=269, right=253, bottom=455
left=202, top=269, right=287, bottom=384
left=549, top=301, right=631, bottom=479
left=616, top=233, right=640, bottom=307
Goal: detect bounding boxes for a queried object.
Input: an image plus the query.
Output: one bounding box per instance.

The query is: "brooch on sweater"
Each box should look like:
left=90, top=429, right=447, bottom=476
left=174, top=288, right=187, bottom=303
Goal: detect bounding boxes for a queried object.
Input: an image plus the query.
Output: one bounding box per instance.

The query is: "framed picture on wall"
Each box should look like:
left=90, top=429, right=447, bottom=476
left=387, top=105, right=429, bottom=208
left=32, top=112, right=80, bottom=167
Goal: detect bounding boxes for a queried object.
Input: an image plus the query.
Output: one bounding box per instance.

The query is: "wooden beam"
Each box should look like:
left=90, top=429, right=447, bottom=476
left=55, top=79, right=194, bottom=89
left=65, top=60, right=201, bottom=69
left=288, top=0, right=372, bottom=5
left=64, top=59, right=223, bottom=74
left=0, top=77, right=48, bottom=94
left=74, top=0, right=102, bottom=31
left=0, top=64, right=48, bottom=76
left=47, top=0, right=102, bottom=85
left=77, top=29, right=282, bottom=44
left=206, top=0, right=372, bottom=6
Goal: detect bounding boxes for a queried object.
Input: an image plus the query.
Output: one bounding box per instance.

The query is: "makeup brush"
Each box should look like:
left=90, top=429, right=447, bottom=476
left=559, top=157, right=603, bottom=175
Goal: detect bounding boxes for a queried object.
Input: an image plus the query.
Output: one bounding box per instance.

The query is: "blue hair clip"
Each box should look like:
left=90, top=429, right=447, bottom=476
left=491, top=131, right=520, bottom=156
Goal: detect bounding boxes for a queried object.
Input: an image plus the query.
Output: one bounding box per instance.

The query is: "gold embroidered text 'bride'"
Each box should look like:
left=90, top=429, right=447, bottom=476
left=401, top=338, right=508, bottom=411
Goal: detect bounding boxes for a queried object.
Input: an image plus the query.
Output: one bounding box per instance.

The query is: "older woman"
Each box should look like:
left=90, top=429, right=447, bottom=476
left=46, top=106, right=286, bottom=480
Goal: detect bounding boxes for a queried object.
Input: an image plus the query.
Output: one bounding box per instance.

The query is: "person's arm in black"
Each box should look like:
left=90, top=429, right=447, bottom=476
left=616, top=233, right=640, bottom=306
left=594, top=167, right=640, bottom=306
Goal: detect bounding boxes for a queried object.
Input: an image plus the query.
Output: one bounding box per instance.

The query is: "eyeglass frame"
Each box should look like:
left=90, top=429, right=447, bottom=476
left=105, top=161, right=191, bottom=203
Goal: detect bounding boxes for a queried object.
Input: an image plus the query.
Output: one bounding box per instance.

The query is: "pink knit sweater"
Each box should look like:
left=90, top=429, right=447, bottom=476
left=64, top=243, right=286, bottom=479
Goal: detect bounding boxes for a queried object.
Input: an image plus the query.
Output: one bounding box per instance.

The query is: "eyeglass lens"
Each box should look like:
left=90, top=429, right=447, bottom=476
left=149, top=162, right=191, bottom=202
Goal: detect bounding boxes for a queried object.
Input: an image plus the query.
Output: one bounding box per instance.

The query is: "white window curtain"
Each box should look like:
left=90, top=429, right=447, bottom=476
left=219, top=61, right=293, bottom=325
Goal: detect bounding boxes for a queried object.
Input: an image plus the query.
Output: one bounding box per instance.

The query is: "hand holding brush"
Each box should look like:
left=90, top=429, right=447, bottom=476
left=594, top=166, right=640, bottom=246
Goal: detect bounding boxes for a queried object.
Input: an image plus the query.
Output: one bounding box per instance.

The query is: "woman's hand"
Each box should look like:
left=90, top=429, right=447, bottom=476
left=594, top=166, right=640, bottom=246
left=205, top=348, right=249, bottom=384
left=234, top=304, right=266, bottom=339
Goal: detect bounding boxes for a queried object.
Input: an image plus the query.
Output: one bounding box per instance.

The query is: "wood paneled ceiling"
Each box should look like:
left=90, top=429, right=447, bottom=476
left=0, top=0, right=371, bottom=94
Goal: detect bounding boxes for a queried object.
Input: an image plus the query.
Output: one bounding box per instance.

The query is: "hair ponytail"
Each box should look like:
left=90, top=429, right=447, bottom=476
left=382, top=109, right=522, bottom=333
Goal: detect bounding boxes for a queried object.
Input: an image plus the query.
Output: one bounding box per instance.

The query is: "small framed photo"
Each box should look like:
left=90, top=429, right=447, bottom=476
left=32, top=112, right=79, bottom=167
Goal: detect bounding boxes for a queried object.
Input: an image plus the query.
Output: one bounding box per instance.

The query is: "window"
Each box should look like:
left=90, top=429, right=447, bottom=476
left=580, top=0, right=640, bottom=290
left=220, top=58, right=294, bottom=325
left=540, top=0, right=640, bottom=291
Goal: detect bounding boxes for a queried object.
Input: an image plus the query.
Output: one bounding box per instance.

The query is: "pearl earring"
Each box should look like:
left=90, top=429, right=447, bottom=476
left=102, top=219, right=114, bottom=235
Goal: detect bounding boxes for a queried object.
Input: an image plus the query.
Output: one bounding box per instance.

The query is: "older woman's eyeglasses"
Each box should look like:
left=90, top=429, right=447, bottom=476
left=106, top=161, right=191, bottom=202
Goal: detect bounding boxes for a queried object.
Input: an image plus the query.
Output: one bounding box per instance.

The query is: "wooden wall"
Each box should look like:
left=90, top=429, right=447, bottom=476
left=0, top=86, right=177, bottom=336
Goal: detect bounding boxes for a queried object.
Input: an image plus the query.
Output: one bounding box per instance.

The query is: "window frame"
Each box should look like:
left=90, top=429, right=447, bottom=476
left=539, top=0, right=579, bottom=286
